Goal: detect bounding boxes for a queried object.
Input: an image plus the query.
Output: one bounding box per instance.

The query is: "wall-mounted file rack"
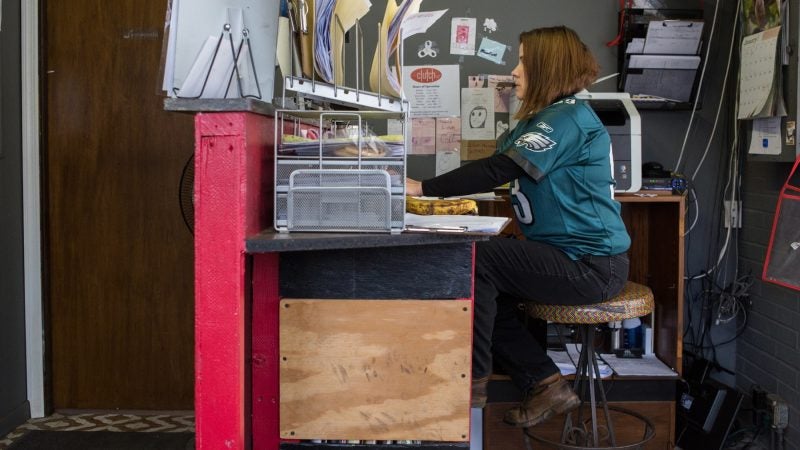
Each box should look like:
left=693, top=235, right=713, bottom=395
left=617, top=5, right=705, bottom=110
left=279, top=5, right=409, bottom=113
left=274, top=110, right=408, bottom=233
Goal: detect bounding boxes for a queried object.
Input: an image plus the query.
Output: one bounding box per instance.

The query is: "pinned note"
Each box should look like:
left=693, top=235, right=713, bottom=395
left=450, top=17, right=476, bottom=55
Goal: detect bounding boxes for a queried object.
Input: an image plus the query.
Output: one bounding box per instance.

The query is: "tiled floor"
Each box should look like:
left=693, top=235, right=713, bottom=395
left=0, top=411, right=194, bottom=449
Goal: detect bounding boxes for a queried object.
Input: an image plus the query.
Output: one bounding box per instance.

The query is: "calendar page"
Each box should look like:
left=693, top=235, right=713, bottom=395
left=738, top=26, right=783, bottom=119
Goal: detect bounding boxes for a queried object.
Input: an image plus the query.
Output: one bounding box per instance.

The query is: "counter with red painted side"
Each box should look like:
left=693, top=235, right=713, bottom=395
left=175, top=101, right=491, bottom=449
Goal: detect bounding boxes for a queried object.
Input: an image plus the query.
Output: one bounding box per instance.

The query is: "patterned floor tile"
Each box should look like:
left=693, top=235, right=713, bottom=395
left=0, top=411, right=194, bottom=449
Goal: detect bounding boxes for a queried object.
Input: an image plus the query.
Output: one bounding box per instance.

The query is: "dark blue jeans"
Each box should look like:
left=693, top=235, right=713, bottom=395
left=473, top=237, right=629, bottom=392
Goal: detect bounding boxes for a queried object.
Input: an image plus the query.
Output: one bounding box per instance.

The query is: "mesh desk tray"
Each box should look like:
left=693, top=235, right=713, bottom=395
left=279, top=169, right=400, bottom=233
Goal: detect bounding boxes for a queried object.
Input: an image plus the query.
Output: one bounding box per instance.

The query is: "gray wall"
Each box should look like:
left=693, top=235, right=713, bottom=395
left=737, top=161, right=800, bottom=449
left=0, top=0, right=31, bottom=436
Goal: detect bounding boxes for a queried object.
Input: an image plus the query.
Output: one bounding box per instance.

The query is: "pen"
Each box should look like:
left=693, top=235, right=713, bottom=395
left=404, top=225, right=468, bottom=233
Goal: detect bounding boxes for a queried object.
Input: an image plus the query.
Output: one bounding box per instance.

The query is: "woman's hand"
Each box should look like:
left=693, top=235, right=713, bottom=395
left=405, top=178, right=423, bottom=196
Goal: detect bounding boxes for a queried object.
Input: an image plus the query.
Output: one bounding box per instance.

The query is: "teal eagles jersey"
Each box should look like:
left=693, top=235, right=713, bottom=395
left=497, top=96, right=630, bottom=260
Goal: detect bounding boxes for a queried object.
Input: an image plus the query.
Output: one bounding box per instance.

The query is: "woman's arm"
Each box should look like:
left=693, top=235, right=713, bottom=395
left=419, top=153, right=526, bottom=197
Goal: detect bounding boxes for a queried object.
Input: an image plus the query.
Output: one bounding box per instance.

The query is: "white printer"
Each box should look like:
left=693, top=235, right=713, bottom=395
left=576, top=92, right=642, bottom=193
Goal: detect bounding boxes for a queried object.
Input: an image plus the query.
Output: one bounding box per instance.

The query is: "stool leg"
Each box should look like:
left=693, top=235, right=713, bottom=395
left=591, top=347, right=617, bottom=446
left=562, top=331, right=588, bottom=444
left=585, top=327, right=599, bottom=445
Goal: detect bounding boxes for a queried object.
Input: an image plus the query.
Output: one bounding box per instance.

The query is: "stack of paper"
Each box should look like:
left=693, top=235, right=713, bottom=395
left=368, top=0, right=422, bottom=97
left=313, top=0, right=372, bottom=85
left=548, top=344, right=612, bottom=378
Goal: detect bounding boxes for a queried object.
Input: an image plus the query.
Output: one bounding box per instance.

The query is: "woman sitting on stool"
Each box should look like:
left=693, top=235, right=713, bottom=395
left=406, top=26, right=630, bottom=428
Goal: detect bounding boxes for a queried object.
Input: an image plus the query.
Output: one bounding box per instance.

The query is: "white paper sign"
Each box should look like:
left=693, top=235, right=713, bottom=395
left=461, top=88, right=495, bottom=140
left=401, top=9, right=448, bottom=40
left=749, top=117, right=782, bottom=155
left=402, top=65, right=460, bottom=117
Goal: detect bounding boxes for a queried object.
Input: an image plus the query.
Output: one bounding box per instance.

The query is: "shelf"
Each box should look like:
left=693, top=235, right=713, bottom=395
left=282, top=76, right=409, bottom=112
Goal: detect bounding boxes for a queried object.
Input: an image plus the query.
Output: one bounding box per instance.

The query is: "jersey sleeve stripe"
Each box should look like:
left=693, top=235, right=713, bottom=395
left=505, top=147, right=545, bottom=182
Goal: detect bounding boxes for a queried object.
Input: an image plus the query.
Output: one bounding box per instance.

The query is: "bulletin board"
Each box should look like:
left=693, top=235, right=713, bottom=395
left=345, top=0, right=622, bottom=179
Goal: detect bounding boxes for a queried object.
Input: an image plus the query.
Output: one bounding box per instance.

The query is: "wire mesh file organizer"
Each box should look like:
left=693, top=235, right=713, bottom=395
left=274, top=110, right=407, bottom=233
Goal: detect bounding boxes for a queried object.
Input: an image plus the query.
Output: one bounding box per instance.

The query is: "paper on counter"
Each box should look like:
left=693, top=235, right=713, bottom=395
left=404, top=213, right=509, bottom=234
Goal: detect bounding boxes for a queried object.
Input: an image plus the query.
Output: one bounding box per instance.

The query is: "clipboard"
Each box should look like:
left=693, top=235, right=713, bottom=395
left=403, top=214, right=511, bottom=235
left=642, top=20, right=704, bottom=55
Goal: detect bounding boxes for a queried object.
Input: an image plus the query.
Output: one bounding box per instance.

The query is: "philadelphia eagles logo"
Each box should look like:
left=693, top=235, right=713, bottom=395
left=515, top=132, right=556, bottom=152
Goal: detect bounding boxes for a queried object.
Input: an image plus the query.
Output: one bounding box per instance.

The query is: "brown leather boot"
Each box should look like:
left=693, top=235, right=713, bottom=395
left=471, top=376, right=489, bottom=408
left=503, top=374, right=580, bottom=428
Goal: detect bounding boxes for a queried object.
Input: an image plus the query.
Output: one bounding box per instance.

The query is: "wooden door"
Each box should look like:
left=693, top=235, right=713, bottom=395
left=44, top=0, right=195, bottom=409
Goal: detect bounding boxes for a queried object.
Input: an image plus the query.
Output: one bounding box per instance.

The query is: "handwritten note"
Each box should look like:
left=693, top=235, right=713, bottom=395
left=410, top=117, right=436, bottom=154
left=435, top=117, right=461, bottom=152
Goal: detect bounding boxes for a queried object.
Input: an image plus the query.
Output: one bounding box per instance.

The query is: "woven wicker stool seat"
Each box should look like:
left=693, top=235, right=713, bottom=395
left=527, top=281, right=654, bottom=324
left=523, top=281, right=656, bottom=450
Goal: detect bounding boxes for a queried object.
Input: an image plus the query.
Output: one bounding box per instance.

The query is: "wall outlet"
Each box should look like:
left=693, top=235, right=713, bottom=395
left=724, top=200, right=742, bottom=228
left=766, top=393, right=789, bottom=429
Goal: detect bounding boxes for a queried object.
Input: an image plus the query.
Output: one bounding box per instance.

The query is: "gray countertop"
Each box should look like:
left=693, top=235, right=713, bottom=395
left=246, top=229, right=493, bottom=253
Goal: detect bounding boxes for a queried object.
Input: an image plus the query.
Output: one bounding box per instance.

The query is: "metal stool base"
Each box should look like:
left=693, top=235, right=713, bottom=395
left=522, top=326, right=654, bottom=450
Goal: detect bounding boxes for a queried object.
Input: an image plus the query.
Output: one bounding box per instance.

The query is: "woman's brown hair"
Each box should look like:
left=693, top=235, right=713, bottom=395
left=514, top=26, right=600, bottom=120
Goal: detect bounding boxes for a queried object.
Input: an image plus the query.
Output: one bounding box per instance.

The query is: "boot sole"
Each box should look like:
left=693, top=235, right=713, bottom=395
left=504, top=394, right=581, bottom=428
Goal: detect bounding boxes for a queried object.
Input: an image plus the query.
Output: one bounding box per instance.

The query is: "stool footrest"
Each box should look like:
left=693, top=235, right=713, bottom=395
left=523, top=405, right=655, bottom=450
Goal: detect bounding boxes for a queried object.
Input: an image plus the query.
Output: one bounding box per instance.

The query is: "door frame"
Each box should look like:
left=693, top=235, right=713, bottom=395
left=22, top=0, right=44, bottom=418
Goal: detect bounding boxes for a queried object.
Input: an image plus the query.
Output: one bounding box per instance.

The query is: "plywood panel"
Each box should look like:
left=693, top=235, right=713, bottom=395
left=279, top=299, right=472, bottom=441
